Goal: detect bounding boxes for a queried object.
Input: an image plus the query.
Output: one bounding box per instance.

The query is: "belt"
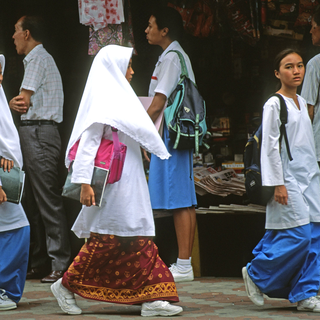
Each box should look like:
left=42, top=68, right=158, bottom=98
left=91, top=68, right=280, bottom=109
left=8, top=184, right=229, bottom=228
left=20, top=120, right=57, bottom=126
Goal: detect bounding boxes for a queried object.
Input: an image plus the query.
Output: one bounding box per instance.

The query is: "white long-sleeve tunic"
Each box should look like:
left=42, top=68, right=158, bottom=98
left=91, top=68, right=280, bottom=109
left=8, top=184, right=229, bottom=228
left=261, top=94, right=320, bottom=229
left=70, top=123, right=155, bottom=238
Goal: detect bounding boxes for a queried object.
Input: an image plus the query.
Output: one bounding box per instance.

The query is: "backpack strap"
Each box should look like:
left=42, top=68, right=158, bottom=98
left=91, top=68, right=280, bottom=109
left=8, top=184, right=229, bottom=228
left=166, top=50, right=189, bottom=78
left=271, top=93, right=293, bottom=161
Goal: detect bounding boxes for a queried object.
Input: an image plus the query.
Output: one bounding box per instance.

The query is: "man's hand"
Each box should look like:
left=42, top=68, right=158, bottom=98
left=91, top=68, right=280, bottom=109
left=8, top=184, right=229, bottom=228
left=9, top=89, right=33, bottom=115
left=274, top=185, right=288, bottom=205
left=0, top=158, right=14, bottom=172
left=0, top=187, right=7, bottom=204
left=80, top=184, right=96, bottom=207
left=9, top=95, right=28, bottom=114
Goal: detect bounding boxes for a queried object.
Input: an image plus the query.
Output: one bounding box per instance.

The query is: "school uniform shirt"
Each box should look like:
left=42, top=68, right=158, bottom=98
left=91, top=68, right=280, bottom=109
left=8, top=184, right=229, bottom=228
left=148, top=41, right=195, bottom=98
left=147, top=41, right=197, bottom=210
left=0, top=54, right=29, bottom=232
left=261, top=94, right=320, bottom=229
left=301, top=53, right=320, bottom=162
left=66, top=45, right=170, bottom=238
left=70, top=123, right=156, bottom=238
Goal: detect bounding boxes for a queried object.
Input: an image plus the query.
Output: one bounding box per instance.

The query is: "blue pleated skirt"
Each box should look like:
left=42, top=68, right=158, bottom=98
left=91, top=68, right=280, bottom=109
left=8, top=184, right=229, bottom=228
left=148, top=123, right=197, bottom=210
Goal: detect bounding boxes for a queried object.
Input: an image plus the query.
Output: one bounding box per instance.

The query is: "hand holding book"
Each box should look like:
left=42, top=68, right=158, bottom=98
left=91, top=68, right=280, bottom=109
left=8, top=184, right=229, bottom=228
left=0, top=157, right=25, bottom=204
left=0, top=186, right=7, bottom=204
left=0, top=157, right=14, bottom=172
left=80, top=183, right=96, bottom=207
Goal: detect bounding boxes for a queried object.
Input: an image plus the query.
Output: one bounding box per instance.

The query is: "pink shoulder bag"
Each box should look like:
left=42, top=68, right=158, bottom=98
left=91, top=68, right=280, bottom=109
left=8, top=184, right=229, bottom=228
left=68, top=128, right=127, bottom=184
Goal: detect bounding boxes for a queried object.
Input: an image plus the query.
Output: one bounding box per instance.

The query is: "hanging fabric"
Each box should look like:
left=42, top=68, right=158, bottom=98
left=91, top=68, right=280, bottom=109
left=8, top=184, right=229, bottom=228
left=78, top=0, right=124, bottom=31
left=88, top=0, right=135, bottom=56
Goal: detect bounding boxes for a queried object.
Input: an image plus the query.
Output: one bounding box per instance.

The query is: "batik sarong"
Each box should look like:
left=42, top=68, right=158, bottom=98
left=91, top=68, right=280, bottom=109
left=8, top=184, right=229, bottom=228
left=62, top=233, right=179, bottom=304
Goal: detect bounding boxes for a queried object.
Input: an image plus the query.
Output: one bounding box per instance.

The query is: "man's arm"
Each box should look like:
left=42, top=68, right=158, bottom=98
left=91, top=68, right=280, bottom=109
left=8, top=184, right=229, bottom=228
left=147, top=93, right=167, bottom=123
left=9, top=89, right=33, bottom=115
left=308, top=104, right=315, bottom=122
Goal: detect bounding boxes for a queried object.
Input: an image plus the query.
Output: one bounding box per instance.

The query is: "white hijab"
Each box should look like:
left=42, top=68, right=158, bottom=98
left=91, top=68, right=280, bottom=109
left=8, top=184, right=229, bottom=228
left=65, top=45, right=170, bottom=167
left=0, top=54, right=23, bottom=168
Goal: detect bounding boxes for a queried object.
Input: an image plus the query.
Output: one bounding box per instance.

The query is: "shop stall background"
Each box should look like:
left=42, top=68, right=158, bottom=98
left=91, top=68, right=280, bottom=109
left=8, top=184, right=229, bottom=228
left=1, top=0, right=320, bottom=272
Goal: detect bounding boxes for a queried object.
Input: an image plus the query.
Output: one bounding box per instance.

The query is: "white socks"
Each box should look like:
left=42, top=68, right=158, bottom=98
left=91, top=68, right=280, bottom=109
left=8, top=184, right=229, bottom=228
left=176, top=257, right=192, bottom=272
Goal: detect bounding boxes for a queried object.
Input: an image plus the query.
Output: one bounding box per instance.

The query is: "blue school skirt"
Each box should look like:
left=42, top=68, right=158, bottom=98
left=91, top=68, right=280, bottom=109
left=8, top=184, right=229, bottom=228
left=148, top=123, right=197, bottom=210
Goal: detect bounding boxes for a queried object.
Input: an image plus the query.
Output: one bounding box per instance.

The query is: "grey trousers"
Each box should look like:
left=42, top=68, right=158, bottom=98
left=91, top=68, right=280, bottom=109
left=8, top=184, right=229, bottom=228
left=19, top=124, right=71, bottom=271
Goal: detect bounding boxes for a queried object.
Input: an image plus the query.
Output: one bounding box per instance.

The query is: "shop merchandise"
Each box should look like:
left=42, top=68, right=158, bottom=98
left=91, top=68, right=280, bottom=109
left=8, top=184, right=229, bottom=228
left=88, top=0, right=135, bottom=55
left=78, top=0, right=124, bottom=31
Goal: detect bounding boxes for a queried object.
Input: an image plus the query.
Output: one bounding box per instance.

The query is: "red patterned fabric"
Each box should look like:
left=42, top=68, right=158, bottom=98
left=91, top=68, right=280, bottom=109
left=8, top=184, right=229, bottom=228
left=62, top=233, right=179, bottom=304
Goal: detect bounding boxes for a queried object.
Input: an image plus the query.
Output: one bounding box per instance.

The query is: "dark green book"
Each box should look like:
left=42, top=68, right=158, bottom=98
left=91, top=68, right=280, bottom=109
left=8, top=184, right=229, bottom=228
left=62, top=162, right=109, bottom=207
left=0, top=166, right=25, bottom=204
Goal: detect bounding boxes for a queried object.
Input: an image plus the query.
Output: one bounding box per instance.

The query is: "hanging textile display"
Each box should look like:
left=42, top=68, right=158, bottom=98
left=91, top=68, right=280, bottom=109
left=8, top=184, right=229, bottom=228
left=223, top=0, right=258, bottom=46
left=168, top=0, right=215, bottom=38
left=78, top=0, right=135, bottom=56
left=78, top=0, right=124, bottom=31
left=88, top=0, right=135, bottom=56
left=294, top=0, right=319, bottom=31
left=263, top=0, right=318, bottom=40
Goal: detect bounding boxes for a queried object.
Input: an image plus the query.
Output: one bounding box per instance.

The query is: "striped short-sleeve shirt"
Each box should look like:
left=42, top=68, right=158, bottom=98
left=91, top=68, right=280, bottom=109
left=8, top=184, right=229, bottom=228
left=301, top=53, right=320, bottom=161
left=20, top=44, right=64, bottom=123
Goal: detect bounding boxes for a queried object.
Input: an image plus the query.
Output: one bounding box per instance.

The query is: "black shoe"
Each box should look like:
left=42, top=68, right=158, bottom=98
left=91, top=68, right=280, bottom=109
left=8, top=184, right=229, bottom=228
left=41, top=270, right=65, bottom=283
left=26, top=268, right=48, bottom=280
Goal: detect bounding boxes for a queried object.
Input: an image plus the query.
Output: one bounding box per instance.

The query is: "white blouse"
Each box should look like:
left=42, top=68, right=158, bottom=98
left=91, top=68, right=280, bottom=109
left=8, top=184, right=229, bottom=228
left=71, top=123, right=155, bottom=238
left=261, top=94, right=320, bottom=229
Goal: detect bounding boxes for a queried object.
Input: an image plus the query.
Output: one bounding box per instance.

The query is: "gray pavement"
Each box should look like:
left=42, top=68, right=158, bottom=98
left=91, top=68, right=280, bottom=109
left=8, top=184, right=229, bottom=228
left=2, top=277, right=320, bottom=320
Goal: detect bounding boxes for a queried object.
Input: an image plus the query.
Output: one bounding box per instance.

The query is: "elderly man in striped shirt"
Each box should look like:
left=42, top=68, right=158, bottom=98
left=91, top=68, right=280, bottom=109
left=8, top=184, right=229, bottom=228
left=9, top=15, right=71, bottom=284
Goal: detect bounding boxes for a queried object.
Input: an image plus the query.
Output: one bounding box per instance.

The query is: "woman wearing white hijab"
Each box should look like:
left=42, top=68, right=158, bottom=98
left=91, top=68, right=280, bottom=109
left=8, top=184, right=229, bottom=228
left=0, top=54, right=30, bottom=311
left=51, top=45, right=183, bottom=317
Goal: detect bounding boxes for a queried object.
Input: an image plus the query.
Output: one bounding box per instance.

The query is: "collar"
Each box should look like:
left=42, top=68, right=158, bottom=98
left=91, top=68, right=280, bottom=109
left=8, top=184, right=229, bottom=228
left=23, top=44, right=43, bottom=64
left=157, top=41, right=179, bottom=65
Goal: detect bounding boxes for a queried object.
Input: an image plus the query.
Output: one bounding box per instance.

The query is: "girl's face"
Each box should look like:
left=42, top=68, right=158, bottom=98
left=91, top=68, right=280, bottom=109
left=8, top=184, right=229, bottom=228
left=274, top=53, right=305, bottom=88
left=125, top=59, right=134, bottom=83
left=0, top=64, right=3, bottom=87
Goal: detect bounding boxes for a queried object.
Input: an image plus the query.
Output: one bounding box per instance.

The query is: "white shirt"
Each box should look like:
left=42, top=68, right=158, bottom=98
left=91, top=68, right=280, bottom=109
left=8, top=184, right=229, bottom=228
left=148, top=41, right=195, bottom=98
left=261, top=94, right=320, bottom=229
left=0, top=54, right=29, bottom=232
left=71, top=123, right=155, bottom=238
left=21, top=44, right=64, bottom=122
left=301, top=53, right=320, bottom=161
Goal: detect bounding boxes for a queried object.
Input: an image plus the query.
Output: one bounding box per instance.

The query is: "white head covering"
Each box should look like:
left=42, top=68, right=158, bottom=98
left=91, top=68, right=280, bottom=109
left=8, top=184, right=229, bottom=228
left=0, top=54, right=23, bottom=168
left=65, top=45, right=170, bottom=167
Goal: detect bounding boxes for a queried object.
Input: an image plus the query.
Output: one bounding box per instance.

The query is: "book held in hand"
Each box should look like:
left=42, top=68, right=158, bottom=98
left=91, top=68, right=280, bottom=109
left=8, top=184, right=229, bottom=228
left=0, top=166, right=25, bottom=204
left=62, top=162, right=109, bottom=207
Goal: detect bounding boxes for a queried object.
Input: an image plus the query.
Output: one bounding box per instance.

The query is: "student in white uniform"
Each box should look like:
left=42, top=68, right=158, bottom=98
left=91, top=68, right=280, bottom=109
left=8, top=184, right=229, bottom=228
left=50, top=45, right=184, bottom=317
left=0, top=54, right=30, bottom=311
left=145, top=6, right=197, bottom=283
left=242, top=49, right=320, bottom=313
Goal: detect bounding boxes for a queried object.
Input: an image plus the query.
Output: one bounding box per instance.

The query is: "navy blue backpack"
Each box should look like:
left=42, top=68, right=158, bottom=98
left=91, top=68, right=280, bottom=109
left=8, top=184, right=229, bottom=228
left=244, top=94, right=293, bottom=206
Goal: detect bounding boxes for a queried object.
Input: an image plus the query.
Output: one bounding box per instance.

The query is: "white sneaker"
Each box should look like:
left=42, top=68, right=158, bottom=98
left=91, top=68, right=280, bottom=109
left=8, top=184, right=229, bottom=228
left=242, top=267, right=264, bottom=306
left=141, top=300, right=183, bottom=317
left=0, top=289, right=17, bottom=311
left=297, top=296, right=320, bottom=312
left=169, top=263, right=194, bottom=283
left=50, top=278, right=82, bottom=315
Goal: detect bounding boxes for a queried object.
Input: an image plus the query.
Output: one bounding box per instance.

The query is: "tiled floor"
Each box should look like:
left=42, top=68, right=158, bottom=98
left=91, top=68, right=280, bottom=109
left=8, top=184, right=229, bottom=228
left=2, top=277, right=320, bottom=320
